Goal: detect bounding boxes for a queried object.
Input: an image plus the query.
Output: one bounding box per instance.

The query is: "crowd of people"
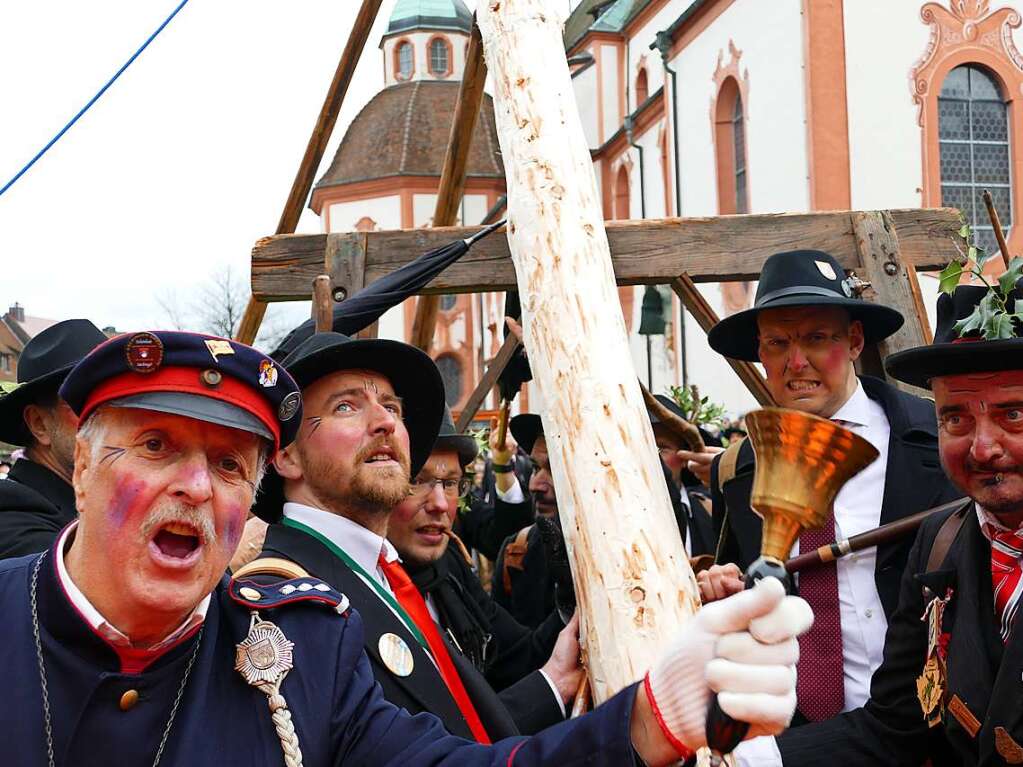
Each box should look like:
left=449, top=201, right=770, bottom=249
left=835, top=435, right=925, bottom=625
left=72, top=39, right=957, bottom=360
left=0, top=245, right=1020, bottom=765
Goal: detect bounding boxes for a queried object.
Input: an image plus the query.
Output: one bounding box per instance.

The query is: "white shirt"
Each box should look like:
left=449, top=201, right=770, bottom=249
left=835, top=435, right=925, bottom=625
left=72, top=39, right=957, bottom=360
left=55, top=522, right=210, bottom=660
left=736, top=381, right=891, bottom=766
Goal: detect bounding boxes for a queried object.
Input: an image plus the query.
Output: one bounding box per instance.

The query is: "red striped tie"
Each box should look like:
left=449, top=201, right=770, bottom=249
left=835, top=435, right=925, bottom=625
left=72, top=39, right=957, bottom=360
left=795, top=514, right=845, bottom=721
left=378, top=554, right=492, bottom=743
left=990, top=527, right=1023, bottom=642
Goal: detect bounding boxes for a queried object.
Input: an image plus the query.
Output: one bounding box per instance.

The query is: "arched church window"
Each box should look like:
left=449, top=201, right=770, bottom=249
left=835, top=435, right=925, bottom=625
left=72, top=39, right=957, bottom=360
left=614, top=165, right=630, bottom=220
left=397, top=42, right=414, bottom=80
left=429, top=38, right=450, bottom=77
left=939, top=64, right=1011, bottom=253
left=435, top=355, right=462, bottom=406
left=732, top=93, right=748, bottom=214
left=439, top=294, right=457, bottom=311
left=636, top=68, right=648, bottom=106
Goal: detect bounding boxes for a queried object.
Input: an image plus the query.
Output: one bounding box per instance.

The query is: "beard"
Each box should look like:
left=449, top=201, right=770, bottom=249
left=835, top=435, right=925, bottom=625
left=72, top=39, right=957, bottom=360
left=301, top=437, right=411, bottom=516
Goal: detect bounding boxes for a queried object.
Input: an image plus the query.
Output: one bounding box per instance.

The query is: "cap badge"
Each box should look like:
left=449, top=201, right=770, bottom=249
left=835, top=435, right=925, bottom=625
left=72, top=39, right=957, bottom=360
left=205, top=339, right=235, bottom=362
left=258, top=360, right=278, bottom=388
left=124, top=333, right=163, bottom=374
left=815, top=260, right=837, bottom=281
left=278, top=391, right=301, bottom=422
left=378, top=632, right=415, bottom=677
left=201, top=369, right=223, bottom=387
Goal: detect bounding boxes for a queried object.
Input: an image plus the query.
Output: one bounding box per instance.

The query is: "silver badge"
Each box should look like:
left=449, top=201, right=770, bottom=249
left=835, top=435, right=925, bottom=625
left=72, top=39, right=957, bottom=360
left=815, top=260, right=837, bottom=281
left=378, top=632, right=415, bottom=677
left=278, top=391, right=301, bottom=422
left=236, top=615, right=295, bottom=688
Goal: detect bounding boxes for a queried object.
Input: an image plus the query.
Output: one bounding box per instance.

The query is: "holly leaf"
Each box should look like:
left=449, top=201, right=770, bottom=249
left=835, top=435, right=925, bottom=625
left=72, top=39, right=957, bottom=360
left=939, top=261, right=964, bottom=295
left=954, top=292, right=997, bottom=338
left=985, top=312, right=1015, bottom=339
left=998, top=256, right=1023, bottom=296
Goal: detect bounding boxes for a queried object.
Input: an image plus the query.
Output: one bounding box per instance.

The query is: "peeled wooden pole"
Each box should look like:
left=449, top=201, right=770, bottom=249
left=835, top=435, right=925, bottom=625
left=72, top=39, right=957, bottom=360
left=477, top=0, right=701, bottom=703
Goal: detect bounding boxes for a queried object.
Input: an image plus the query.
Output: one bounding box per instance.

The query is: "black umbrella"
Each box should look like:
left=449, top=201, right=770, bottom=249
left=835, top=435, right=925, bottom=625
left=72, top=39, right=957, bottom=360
left=270, top=219, right=506, bottom=361
left=497, top=289, right=531, bottom=403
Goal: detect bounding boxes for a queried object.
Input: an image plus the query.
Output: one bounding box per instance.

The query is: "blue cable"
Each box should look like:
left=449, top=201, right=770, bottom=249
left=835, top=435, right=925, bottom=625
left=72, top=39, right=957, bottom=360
left=0, top=0, right=191, bottom=199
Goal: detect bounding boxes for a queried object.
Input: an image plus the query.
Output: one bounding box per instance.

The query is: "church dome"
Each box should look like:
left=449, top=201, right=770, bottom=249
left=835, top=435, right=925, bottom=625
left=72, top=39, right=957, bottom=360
left=312, top=80, right=504, bottom=195
left=386, top=0, right=472, bottom=36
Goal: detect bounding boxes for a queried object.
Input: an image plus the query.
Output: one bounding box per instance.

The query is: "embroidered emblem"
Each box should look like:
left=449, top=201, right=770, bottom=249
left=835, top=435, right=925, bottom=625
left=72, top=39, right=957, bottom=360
left=949, top=695, right=981, bottom=739
left=259, top=360, right=278, bottom=388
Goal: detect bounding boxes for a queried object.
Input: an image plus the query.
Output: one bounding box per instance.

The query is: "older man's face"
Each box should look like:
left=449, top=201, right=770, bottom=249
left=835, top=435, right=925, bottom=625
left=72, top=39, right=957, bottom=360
left=72, top=408, right=262, bottom=632
left=934, top=371, right=1023, bottom=523
left=389, top=448, right=462, bottom=567
left=757, top=306, right=863, bottom=419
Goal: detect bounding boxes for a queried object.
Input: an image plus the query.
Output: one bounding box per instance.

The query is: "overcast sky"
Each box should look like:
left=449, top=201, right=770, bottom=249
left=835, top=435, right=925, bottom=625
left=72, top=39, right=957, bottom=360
left=0, top=0, right=492, bottom=341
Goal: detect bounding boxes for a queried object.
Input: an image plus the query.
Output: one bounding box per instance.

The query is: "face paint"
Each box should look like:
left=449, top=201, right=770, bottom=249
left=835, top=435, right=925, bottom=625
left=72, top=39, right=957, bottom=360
left=99, top=445, right=127, bottom=466
left=109, top=476, right=147, bottom=530
left=363, top=380, right=380, bottom=394
left=223, top=509, right=243, bottom=551
left=306, top=416, right=323, bottom=436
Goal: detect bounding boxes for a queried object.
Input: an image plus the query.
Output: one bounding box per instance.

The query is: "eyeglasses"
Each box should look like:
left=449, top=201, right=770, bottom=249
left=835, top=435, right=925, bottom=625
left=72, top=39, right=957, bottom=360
left=408, top=476, right=472, bottom=499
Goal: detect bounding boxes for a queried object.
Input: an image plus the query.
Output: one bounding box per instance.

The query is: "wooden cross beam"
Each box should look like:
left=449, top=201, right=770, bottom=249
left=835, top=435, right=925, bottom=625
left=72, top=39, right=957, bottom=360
left=251, top=208, right=963, bottom=300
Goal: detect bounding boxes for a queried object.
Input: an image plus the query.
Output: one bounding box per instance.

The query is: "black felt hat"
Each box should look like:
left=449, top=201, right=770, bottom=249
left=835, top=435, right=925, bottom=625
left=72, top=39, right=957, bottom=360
left=647, top=393, right=722, bottom=448
left=707, top=250, right=905, bottom=361
left=886, top=282, right=1023, bottom=389
left=0, top=319, right=108, bottom=446
left=254, top=332, right=445, bottom=522
left=509, top=413, right=543, bottom=455
left=433, top=406, right=478, bottom=469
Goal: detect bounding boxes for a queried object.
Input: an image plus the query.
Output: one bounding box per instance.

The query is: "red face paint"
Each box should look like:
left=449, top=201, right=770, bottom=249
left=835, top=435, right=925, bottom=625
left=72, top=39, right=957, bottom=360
left=109, top=476, right=148, bottom=530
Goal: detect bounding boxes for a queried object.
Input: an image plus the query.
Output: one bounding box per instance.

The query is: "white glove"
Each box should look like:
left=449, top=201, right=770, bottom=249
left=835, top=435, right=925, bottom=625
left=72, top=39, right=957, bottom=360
left=644, top=578, right=814, bottom=754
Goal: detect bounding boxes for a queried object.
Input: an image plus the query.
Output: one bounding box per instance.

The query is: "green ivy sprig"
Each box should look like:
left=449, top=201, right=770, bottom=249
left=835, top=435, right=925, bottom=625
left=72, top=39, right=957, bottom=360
left=458, top=427, right=491, bottom=515
left=667, top=384, right=729, bottom=431
left=938, top=223, right=1023, bottom=340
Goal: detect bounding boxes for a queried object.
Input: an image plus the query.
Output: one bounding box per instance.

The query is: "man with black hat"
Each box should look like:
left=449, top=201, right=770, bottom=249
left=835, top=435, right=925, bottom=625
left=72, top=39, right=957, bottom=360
left=387, top=406, right=580, bottom=735
left=0, top=319, right=107, bottom=558
left=767, top=276, right=1023, bottom=765
left=698, top=249, right=960, bottom=763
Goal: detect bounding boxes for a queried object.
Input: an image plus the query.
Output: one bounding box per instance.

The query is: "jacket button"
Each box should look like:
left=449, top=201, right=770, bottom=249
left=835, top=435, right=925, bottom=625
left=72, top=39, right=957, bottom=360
left=120, top=690, right=140, bottom=711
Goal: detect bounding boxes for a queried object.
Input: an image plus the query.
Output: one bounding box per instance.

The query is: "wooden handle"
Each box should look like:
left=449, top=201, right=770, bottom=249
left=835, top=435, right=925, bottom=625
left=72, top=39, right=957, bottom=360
left=570, top=674, right=590, bottom=718
left=495, top=400, right=511, bottom=450
left=982, top=189, right=1011, bottom=270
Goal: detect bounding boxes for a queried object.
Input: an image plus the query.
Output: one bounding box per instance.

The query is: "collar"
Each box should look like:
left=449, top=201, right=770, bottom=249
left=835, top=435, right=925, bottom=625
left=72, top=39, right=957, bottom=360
left=282, top=502, right=400, bottom=576
left=975, top=504, right=1023, bottom=541
left=8, top=458, right=76, bottom=514
left=54, top=522, right=209, bottom=664
left=829, top=379, right=872, bottom=428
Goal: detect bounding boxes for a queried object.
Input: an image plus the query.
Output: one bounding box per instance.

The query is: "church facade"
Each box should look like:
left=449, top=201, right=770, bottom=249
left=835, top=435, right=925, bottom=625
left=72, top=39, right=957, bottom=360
left=314, top=0, right=1023, bottom=418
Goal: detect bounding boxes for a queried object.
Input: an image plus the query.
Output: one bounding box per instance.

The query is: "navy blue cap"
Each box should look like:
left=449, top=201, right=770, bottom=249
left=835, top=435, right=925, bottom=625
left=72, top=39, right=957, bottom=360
left=60, top=330, right=302, bottom=449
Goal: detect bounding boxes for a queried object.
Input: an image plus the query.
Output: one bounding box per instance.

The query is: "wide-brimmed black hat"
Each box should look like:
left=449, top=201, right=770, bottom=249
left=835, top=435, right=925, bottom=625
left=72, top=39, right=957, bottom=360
left=707, top=250, right=905, bottom=361
left=509, top=413, right=543, bottom=455
left=0, top=319, right=107, bottom=445
left=647, top=393, right=721, bottom=448
left=433, top=406, right=478, bottom=469
left=254, top=332, right=445, bottom=522
left=886, top=282, right=1023, bottom=389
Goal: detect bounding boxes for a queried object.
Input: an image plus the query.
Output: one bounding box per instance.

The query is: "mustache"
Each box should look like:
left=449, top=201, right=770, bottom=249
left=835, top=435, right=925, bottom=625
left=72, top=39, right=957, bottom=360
left=139, top=503, right=218, bottom=546
left=356, top=437, right=410, bottom=471
left=965, top=460, right=1022, bottom=487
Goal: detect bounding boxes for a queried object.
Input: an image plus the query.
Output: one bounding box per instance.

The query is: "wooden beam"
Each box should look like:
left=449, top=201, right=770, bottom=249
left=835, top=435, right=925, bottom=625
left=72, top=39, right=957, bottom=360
left=311, top=275, right=333, bottom=333
left=235, top=0, right=384, bottom=343
left=251, top=208, right=966, bottom=301
left=851, top=211, right=933, bottom=398
left=670, top=275, right=774, bottom=406
left=409, top=19, right=489, bottom=352
left=454, top=334, right=521, bottom=432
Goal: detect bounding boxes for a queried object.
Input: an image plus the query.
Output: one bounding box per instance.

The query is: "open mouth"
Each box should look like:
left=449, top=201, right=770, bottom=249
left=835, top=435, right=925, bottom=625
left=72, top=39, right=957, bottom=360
left=416, top=524, right=449, bottom=544
left=786, top=379, right=821, bottom=394
left=148, top=521, right=203, bottom=568
left=364, top=447, right=399, bottom=467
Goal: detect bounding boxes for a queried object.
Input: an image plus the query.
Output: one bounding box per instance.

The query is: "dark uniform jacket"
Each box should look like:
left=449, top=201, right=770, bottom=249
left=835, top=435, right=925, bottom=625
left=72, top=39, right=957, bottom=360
left=0, top=459, right=76, bottom=560
left=409, top=545, right=564, bottom=698
left=778, top=500, right=1023, bottom=766
left=710, top=376, right=960, bottom=619
left=262, top=523, right=562, bottom=739
left=456, top=495, right=534, bottom=562
left=492, top=524, right=555, bottom=630
left=0, top=544, right=642, bottom=766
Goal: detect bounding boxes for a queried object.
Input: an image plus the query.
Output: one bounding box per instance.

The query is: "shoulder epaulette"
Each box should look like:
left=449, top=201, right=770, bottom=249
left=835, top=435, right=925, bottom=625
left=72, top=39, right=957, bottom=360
left=229, top=558, right=350, bottom=616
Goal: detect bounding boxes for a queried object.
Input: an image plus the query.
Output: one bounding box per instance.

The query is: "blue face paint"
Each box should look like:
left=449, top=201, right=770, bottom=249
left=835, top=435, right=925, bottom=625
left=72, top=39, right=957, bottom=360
left=109, top=477, right=145, bottom=529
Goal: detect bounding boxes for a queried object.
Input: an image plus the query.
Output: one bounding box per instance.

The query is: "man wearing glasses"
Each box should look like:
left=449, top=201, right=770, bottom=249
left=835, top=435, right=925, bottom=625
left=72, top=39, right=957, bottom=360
left=388, top=406, right=582, bottom=735
left=251, top=332, right=576, bottom=742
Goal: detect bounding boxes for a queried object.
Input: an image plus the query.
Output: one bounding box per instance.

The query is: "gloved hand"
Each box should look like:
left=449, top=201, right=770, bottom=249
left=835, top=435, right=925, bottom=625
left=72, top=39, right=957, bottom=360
left=644, top=578, right=813, bottom=756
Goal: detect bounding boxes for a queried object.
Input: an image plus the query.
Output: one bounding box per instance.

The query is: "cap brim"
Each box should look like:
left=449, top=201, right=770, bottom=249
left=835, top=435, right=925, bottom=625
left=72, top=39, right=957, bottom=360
left=108, top=392, right=274, bottom=442
left=707, top=295, right=905, bottom=361
left=0, top=366, right=72, bottom=446
left=885, top=339, right=1023, bottom=389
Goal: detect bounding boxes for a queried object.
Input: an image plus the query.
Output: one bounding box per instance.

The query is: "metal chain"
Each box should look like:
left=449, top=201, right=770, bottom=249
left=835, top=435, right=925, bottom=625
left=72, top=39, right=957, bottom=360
left=30, top=550, right=205, bottom=767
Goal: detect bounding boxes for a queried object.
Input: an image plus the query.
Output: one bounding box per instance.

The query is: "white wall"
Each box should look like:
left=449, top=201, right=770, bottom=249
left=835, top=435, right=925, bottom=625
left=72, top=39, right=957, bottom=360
left=573, top=63, right=600, bottom=149
left=599, top=42, right=622, bottom=143
left=842, top=0, right=931, bottom=209
left=411, top=192, right=490, bottom=226
left=327, top=195, right=401, bottom=231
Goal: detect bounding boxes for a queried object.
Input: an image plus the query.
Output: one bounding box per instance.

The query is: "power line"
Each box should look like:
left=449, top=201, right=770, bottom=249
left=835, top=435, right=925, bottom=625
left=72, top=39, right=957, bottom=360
left=0, top=0, right=191, bottom=199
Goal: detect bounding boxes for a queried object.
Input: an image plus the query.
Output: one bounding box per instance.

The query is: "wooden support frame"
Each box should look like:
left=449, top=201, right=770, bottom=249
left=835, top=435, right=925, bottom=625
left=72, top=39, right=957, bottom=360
left=234, top=0, right=383, bottom=344
left=454, top=334, right=521, bottom=432
left=409, top=19, right=489, bottom=352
